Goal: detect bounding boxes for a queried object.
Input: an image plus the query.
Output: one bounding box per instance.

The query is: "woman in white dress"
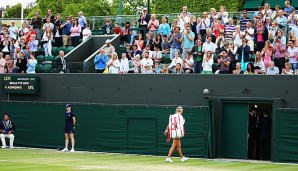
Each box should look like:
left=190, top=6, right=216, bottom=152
left=164, top=106, right=188, bottom=163
left=107, top=52, right=120, bottom=74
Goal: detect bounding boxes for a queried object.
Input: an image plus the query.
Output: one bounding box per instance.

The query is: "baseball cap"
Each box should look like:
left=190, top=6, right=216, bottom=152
left=65, top=104, right=71, bottom=108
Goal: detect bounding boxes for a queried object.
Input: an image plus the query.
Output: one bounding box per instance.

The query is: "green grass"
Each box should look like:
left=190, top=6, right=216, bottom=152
left=0, top=148, right=297, bottom=171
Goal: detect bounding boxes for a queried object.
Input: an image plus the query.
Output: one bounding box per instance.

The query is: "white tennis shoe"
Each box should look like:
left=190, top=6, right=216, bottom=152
left=1, top=146, right=6, bottom=149
left=181, top=157, right=188, bottom=162
left=70, top=149, right=75, bottom=152
left=166, top=157, right=173, bottom=163
left=61, top=148, right=68, bottom=152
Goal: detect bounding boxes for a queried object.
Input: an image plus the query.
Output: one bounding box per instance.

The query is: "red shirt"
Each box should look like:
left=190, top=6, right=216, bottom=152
left=113, top=27, right=122, bottom=35
left=25, top=30, right=36, bottom=43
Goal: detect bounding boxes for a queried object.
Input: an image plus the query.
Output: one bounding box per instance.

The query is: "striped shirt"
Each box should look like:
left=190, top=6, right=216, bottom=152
left=240, top=17, right=251, bottom=31
left=225, top=24, right=236, bottom=41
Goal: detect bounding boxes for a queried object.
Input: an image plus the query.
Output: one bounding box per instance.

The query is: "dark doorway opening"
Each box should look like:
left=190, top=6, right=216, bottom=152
left=248, top=103, right=272, bottom=161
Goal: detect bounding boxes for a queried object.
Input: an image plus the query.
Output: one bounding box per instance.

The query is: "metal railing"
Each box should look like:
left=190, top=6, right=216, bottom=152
left=35, top=62, right=91, bottom=73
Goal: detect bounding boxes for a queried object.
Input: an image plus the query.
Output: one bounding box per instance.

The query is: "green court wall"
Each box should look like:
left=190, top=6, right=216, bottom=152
left=1, top=102, right=210, bottom=157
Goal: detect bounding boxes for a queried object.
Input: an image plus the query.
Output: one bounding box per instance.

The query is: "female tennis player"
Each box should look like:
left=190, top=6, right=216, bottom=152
left=61, top=104, right=76, bottom=152
left=164, top=106, right=188, bottom=162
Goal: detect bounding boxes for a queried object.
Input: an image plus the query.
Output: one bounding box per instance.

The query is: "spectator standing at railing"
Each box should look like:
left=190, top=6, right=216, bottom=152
left=169, top=26, right=182, bottom=60
left=119, top=53, right=129, bottom=74
left=78, top=11, right=87, bottom=32
left=43, top=17, right=54, bottom=31
left=53, top=25, right=63, bottom=47
left=276, top=10, right=288, bottom=33
left=284, top=1, right=295, bottom=18
left=82, top=25, right=92, bottom=42
left=8, top=22, right=18, bottom=40
left=94, top=49, right=108, bottom=73
left=43, top=9, right=55, bottom=24
left=61, top=17, right=72, bottom=47
left=26, top=52, right=37, bottom=74
left=266, top=61, right=279, bottom=74
left=102, top=19, right=113, bottom=35
left=70, top=19, right=81, bottom=47
left=104, top=39, right=115, bottom=59
left=31, top=11, right=42, bottom=40
left=286, top=40, right=298, bottom=71
left=138, top=7, right=151, bottom=36
left=147, top=14, right=159, bottom=39
left=113, top=22, right=122, bottom=36
left=273, top=36, right=286, bottom=74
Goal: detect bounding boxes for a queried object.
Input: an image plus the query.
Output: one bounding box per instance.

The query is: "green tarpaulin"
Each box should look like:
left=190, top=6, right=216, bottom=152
left=243, top=0, right=264, bottom=9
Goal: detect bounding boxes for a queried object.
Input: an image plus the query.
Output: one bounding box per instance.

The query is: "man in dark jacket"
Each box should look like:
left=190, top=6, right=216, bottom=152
left=102, top=19, right=113, bottom=35
left=138, top=7, right=151, bottom=36
left=259, top=111, right=271, bottom=160
left=191, top=39, right=203, bottom=73
left=0, top=114, right=16, bottom=148
left=56, top=51, right=69, bottom=73
left=247, top=108, right=257, bottom=159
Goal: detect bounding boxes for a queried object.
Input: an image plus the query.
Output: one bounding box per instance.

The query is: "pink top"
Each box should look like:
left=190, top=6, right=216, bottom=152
left=257, top=27, right=263, bottom=42
left=148, top=19, right=159, bottom=31
left=70, top=25, right=81, bottom=37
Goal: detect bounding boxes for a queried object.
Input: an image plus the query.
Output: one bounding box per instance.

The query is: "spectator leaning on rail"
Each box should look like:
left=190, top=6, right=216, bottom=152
left=94, top=48, right=108, bottom=73
left=78, top=11, right=87, bottom=32
left=102, top=19, right=113, bottom=35
left=119, top=53, right=129, bottom=74
left=0, top=114, right=16, bottom=149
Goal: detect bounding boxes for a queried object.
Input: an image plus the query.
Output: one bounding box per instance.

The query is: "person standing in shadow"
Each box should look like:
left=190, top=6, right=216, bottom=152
left=248, top=108, right=257, bottom=159
left=259, top=111, right=271, bottom=160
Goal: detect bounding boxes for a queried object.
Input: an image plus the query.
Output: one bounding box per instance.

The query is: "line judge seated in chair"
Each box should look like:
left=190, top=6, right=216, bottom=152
left=56, top=51, right=69, bottom=73
left=0, top=114, right=16, bottom=149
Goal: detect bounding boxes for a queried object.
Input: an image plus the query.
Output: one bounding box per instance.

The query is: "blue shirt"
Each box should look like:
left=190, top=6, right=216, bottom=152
left=267, top=67, right=279, bottom=75
left=170, top=33, right=182, bottom=49
left=62, top=22, right=72, bottom=35
left=276, top=16, right=288, bottom=27
left=27, top=59, right=37, bottom=73
left=158, top=23, right=170, bottom=36
left=78, top=16, right=87, bottom=28
left=94, top=53, right=108, bottom=70
left=182, top=32, right=195, bottom=49
left=29, top=40, right=38, bottom=52
left=284, top=6, right=295, bottom=17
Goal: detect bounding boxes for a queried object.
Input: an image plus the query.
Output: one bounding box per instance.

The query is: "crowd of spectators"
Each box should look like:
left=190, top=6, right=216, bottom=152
left=1, top=1, right=298, bottom=74
left=0, top=10, right=91, bottom=73
left=107, top=1, right=298, bottom=74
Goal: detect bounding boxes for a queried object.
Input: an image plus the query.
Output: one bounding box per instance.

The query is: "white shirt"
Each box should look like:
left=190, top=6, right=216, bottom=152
left=254, top=60, right=266, bottom=73
left=9, top=26, right=18, bottom=39
left=184, top=57, right=194, bottom=69
left=0, top=58, right=6, bottom=73
left=108, top=59, right=120, bottom=73
left=82, top=28, right=92, bottom=42
left=168, top=57, right=183, bottom=68
left=200, top=18, right=210, bottom=29
left=287, top=46, right=298, bottom=64
left=119, top=58, right=129, bottom=73
left=245, top=27, right=254, bottom=41
left=202, top=42, right=216, bottom=58
left=179, top=16, right=190, bottom=31
left=141, top=58, right=154, bottom=68
left=202, top=58, right=213, bottom=71
left=150, top=51, right=162, bottom=61
left=43, top=23, right=54, bottom=31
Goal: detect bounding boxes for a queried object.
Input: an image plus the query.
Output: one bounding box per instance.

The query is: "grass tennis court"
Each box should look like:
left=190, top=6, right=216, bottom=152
left=0, top=148, right=297, bottom=171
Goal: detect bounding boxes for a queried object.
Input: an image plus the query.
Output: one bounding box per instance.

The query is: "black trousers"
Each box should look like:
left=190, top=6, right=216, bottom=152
left=274, top=58, right=285, bottom=74
left=260, top=138, right=270, bottom=160
left=247, top=135, right=255, bottom=159
left=95, top=69, right=105, bottom=73
left=256, top=42, right=265, bottom=52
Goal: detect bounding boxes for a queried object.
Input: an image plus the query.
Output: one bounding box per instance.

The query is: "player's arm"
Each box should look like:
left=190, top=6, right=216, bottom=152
left=72, top=117, right=76, bottom=128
